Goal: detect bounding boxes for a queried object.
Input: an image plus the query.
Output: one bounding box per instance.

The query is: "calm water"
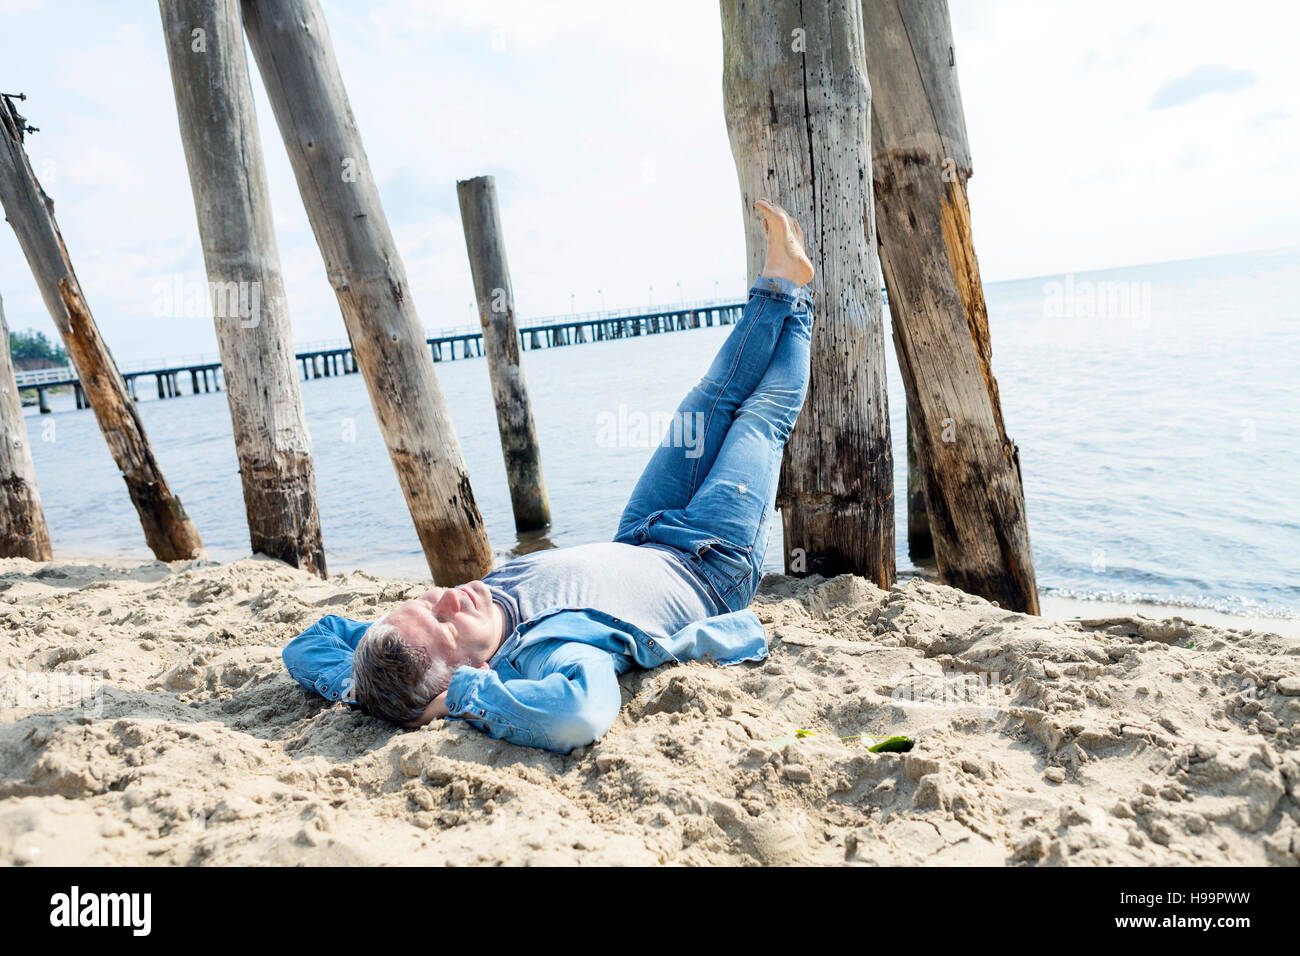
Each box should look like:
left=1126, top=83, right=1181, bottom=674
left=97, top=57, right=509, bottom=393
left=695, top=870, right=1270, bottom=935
left=21, top=248, right=1300, bottom=619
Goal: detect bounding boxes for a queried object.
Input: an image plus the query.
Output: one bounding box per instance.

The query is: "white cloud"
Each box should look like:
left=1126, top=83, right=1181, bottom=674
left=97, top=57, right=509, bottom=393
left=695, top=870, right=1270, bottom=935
left=63, top=147, right=147, bottom=191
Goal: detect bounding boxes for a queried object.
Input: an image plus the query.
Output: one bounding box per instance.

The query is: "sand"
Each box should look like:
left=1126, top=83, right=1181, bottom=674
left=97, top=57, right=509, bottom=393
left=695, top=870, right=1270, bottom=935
left=0, top=554, right=1297, bottom=866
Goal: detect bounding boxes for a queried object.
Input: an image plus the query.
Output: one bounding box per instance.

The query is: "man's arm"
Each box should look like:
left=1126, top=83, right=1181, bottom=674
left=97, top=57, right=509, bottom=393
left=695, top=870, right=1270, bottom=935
left=282, top=615, right=370, bottom=703
left=418, top=639, right=622, bottom=754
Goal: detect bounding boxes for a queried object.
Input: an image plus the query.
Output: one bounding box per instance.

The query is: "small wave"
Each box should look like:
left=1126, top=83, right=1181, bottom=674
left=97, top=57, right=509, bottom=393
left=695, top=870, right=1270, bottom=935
left=1042, top=586, right=1300, bottom=621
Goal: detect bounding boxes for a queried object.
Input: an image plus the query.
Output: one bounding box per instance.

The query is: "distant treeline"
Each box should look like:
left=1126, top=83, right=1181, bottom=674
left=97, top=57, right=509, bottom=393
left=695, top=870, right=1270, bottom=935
left=8, top=328, right=68, bottom=370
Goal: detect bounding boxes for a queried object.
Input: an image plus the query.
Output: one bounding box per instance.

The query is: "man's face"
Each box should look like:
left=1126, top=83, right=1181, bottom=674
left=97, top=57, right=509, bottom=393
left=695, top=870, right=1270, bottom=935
left=383, top=580, right=502, bottom=671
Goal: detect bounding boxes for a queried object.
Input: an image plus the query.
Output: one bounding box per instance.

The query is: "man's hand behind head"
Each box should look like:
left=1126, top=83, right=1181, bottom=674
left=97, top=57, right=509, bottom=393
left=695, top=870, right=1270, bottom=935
left=404, top=691, right=448, bottom=728
left=401, top=661, right=490, bottom=729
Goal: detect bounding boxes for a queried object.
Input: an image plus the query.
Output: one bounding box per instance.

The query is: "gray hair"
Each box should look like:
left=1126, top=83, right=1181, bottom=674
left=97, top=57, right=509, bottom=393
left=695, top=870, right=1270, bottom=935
left=352, top=615, right=454, bottom=723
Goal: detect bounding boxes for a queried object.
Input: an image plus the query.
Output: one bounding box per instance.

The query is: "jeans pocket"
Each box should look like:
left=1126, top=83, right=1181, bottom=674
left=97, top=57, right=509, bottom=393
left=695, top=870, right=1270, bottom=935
left=694, top=538, right=754, bottom=610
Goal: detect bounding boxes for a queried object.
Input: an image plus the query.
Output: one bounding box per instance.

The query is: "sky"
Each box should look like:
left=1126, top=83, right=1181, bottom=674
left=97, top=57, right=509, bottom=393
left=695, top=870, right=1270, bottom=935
left=0, top=0, right=1295, bottom=362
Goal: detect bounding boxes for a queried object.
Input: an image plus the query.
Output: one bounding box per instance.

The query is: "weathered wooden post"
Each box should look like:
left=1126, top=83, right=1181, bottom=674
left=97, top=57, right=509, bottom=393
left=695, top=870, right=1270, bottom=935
left=0, top=96, right=203, bottom=561
left=456, top=175, right=551, bottom=533
left=906, top=410, right=934, bottom=563
left=863, top=0, right=1039, bottom=612
left=721, top=0, right=895, bottom=586
left=0, top=292, right=52, bottom=560
left=159, top=0, right=326, bottom=577
left=241, top=0, right=493, bottom=584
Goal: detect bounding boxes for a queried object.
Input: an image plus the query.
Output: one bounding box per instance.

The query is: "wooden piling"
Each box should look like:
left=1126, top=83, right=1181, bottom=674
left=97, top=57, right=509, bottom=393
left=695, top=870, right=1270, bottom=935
left=456, top=175, right=551, bottom=533
left=0, top=292, right=52, bottom=560
left=863, top=0, right=1039, bottom=612
left=160, top=0, right=327, bottom=576
left=721, top=0, right=895, bottom=586
left=906, top=409, right=935, bottom=563
left=0, top=95, right=203, bottom=561
left=241, top=0, right=493, bottom=584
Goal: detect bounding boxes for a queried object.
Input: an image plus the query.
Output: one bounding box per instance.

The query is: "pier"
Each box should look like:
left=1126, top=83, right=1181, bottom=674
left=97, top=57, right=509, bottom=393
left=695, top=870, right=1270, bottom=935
left=15, top=299, right=744, bottom=410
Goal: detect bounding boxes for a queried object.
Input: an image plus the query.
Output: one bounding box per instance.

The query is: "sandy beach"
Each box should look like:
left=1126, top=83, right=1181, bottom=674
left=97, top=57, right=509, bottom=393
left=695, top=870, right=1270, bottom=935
left=0, top=555, right=1295, bottom=866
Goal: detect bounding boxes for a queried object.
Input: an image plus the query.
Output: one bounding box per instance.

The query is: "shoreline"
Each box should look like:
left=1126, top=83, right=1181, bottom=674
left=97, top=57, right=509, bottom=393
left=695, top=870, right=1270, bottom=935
left=1040, top=593, right=1300, bottom=639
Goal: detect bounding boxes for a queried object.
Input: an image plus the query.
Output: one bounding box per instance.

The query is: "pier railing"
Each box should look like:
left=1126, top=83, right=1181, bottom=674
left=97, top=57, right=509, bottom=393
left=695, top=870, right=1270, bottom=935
left=15, top=297, right=747, bottom=406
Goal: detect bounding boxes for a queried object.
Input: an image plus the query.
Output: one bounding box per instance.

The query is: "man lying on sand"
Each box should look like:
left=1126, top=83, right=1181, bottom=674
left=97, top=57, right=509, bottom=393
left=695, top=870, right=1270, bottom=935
left=283, top=198, right=816, bottom=753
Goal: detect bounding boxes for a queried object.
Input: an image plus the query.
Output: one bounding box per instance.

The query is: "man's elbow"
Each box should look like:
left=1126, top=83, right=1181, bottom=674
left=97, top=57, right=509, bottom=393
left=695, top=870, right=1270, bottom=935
left=281, top=622, right=322, bottom=668
left=548, top=698, right=620, bottom=754
left=281, top=640, right=306, bottom=683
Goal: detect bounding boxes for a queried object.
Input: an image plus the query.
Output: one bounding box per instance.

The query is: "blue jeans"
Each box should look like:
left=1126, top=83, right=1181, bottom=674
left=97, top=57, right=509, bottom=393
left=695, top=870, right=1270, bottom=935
left=614, top=277, right=814, bottom=612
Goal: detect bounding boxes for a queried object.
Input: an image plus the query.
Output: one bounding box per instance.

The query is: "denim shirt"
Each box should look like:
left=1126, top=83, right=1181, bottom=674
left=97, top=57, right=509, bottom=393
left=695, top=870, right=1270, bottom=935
left=281, top=606, right=768, bottom=753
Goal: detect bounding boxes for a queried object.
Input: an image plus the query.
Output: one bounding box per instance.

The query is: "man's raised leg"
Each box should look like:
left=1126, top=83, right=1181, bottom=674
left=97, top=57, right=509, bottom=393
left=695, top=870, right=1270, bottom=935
left=656, top=291, right=814, bottom=608
left=615, top=199, right=814, bottom=542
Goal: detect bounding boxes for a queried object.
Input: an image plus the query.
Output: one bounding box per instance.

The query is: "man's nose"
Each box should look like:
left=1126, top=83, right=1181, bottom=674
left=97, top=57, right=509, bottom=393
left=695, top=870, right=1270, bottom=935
left=434, top=589, right=463, bottom=616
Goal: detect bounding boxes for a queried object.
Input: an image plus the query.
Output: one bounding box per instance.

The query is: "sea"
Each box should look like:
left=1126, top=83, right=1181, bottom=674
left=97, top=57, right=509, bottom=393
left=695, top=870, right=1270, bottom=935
left=19, top=247, right=1300, bottom=625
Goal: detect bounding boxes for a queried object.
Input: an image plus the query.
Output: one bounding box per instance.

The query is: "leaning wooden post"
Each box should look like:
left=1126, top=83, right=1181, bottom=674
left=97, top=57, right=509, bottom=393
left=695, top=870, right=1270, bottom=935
left=456, top=175, right=551, bottom=532
left=159, top=0, right=326, bottom=577
left=0, top=96, right=203, bottom=561
left=0, top=292, right=52, bottom=560
left=863, top=0, right=1039, bottom=612
left=721, top=0, right=895, bottom=586
left=240, top=0, right=492, bottom=583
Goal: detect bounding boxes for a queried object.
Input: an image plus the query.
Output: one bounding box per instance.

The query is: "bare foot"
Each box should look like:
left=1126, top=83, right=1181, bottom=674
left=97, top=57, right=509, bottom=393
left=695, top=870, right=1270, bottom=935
left=756, top=198, right=814, bottom=287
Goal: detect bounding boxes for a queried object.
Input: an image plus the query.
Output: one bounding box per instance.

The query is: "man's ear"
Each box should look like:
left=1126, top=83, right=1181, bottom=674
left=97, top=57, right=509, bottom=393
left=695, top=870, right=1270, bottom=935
left=404, top=696, right=442, bottom=729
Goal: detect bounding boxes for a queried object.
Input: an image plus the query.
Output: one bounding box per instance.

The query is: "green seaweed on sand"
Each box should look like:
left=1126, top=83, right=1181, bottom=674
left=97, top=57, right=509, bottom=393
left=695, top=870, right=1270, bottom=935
left=863, top=736, right=914, bottom=753
left=770, top=730, right=915, bottom=753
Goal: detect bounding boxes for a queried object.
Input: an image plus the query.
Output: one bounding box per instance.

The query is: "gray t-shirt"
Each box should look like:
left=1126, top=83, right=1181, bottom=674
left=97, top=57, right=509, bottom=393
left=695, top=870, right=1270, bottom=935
left=483, top=542, right=722, bottom=640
